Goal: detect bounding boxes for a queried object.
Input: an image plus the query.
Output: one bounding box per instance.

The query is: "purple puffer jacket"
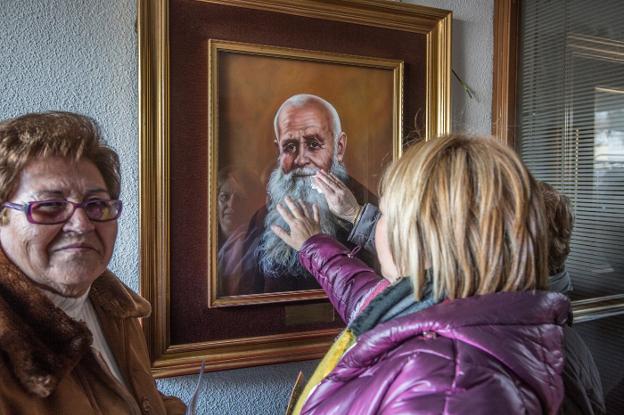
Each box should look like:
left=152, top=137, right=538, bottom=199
left=298, top=234, right=570, bottom=415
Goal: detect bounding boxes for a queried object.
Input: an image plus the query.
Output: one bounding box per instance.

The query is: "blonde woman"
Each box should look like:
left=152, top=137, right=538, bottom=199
left=273, top=134, right=569, bottom=414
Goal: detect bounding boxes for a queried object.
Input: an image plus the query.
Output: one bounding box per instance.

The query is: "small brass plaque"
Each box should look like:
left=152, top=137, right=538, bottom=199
left=284, top=303, right=335, bottom=326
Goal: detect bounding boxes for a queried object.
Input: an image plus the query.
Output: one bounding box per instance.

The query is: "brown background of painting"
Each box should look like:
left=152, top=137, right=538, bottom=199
left=218, top=51, right=397, bottom=228
left=169, top=0, right=426, bottom=345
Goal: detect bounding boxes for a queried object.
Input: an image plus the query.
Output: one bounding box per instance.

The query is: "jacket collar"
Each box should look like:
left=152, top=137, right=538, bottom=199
left=345, top=290, right=570, bottom=366
left=0, top=249, right=149, bottom=397
left=340, top=290, right=570, bottom=414
left=348, top=277, right=438, bottom=336
left=90, top=271, right=151, bottom=319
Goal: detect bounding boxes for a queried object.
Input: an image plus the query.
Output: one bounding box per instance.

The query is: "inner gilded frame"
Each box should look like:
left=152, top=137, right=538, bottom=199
left=208, top=40, right=403, bottom=307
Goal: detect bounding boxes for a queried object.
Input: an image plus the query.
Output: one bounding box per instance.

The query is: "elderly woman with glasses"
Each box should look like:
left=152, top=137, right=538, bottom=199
left=0, top=112, right=185, bottom=414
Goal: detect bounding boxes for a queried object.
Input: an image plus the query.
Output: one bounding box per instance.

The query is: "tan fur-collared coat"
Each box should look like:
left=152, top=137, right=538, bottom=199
left=0, top=250, right=186, bottom=415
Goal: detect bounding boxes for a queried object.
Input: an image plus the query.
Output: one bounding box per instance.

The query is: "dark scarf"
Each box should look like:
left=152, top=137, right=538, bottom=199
left=349, top=276, right=439, bottom=336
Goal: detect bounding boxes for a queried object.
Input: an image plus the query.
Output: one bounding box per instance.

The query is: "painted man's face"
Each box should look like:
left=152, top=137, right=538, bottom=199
left=275, top=103, right=346, bottom=175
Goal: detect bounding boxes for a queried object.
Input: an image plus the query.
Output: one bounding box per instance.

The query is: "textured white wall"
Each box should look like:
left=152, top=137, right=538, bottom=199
left=0, top=0, right=140, bottom=291
left=409, top=0, right=494, bottom=135
left=0, top=0, right=493, bottom=413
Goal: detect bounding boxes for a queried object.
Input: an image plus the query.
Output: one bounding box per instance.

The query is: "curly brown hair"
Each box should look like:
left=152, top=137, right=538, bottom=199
left=539, top=181, right=574, bottom=275
left=0, top=112, right=120, bottom=204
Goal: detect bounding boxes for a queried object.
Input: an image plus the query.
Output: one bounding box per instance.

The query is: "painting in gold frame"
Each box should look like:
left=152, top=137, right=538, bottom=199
left=208, top=39, right=403, bottom=307
left=139, top=0, right=451, bottom=377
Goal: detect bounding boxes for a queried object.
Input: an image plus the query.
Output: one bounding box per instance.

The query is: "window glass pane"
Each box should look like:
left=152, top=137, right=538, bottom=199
left=518, top=0, right=624, bottom=300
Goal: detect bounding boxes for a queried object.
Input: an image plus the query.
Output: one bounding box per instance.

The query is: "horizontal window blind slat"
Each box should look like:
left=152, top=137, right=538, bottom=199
left=575, top=223, right=624, bottom=232
left=566, top=259, right=624, bottom=272
left=571, top=235, right=624, bottom=247
left=567, top=256, right=624, bottom=268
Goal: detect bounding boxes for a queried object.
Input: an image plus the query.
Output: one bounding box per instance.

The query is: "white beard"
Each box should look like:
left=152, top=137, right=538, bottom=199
left=259, top=161, right=348, bottom=278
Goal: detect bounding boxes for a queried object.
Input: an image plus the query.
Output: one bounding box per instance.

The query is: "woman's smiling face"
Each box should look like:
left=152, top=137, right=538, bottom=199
left=0, top=157, right=118, bottom=297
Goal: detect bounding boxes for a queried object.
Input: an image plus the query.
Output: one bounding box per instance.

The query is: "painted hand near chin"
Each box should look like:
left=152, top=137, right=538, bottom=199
left=271, top=196, right=321, bottom=251
left=312, top=170, right=360, bottom=223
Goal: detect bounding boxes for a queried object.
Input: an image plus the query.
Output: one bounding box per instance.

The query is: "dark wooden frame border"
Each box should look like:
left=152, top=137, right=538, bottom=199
left=139, top=0, right=451, bottom=378
left=491, top=0, right=520, bottom=148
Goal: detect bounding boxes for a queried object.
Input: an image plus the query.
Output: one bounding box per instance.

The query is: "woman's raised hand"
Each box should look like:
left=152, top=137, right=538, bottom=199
left=271, top=196, right=321, bottom=251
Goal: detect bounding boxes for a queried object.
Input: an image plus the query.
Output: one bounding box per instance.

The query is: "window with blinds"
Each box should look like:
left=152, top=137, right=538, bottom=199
left=518, top=0, right=624, bottom=300
left=517, top=2, right=624, bottom=412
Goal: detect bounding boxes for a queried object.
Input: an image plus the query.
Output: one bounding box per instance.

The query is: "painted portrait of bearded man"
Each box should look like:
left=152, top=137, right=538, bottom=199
left=217, top=94, right=377, bottom=295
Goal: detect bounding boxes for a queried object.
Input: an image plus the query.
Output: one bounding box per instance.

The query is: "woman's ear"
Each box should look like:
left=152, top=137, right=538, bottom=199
left=0, top=209, right=9, bottom=226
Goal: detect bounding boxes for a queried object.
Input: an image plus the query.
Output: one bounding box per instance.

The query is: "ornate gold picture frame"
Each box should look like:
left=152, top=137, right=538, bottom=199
left=139, top=0, right=450, bottom=377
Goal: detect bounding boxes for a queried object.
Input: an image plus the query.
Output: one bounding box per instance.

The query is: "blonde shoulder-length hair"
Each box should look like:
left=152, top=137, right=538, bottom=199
left=380, top=134, right=548, bottom=301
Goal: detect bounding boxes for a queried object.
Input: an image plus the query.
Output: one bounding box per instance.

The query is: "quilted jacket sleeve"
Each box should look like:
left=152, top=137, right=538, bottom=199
left=299, top=234, right=382, bottom=324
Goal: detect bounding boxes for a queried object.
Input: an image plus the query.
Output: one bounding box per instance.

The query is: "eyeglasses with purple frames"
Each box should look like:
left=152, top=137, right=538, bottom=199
left=2, top=199, right=123, bottom=225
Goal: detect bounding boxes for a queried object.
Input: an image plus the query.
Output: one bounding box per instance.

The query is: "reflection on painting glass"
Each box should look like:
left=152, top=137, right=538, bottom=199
left=217, top=166, right=264, bottom=296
